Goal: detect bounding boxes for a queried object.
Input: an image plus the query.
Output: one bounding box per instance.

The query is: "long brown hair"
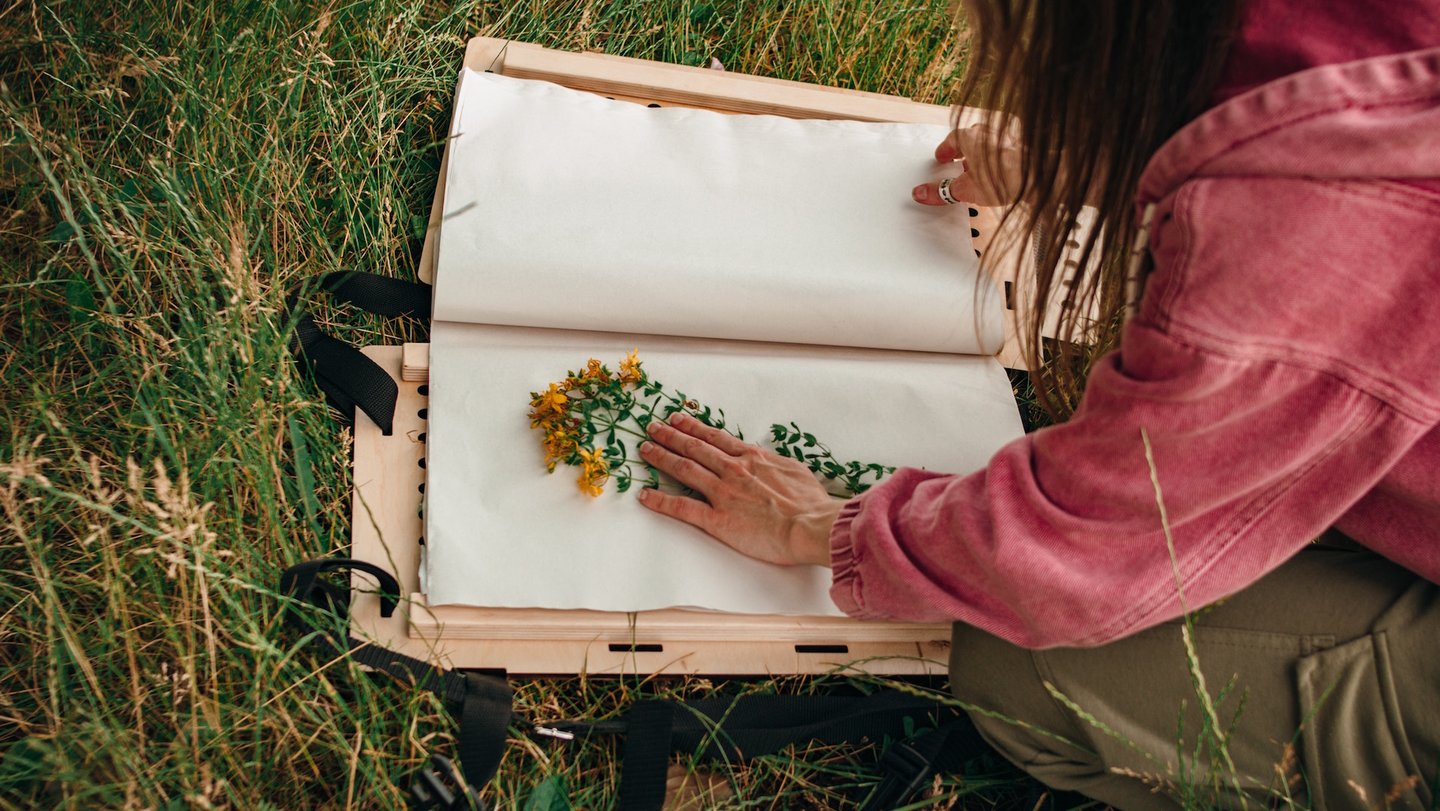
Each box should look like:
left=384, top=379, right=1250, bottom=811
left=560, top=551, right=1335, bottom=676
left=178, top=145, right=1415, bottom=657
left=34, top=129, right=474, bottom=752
left=957, top=1, right=1243, bottom=418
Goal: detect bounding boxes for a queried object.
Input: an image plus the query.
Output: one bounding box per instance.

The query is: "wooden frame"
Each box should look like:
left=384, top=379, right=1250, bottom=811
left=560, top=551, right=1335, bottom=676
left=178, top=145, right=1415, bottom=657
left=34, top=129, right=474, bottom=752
left=352, top=346, right=951, bottom=675
left=351, top=37, right=1057, bottom=676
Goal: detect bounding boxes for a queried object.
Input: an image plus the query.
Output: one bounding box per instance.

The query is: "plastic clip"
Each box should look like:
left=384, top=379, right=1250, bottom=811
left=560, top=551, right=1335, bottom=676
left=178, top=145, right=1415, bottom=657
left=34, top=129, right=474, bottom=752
left=861, top=739, right=937, bottom=810
left=408, top=753, right=485, bottom=811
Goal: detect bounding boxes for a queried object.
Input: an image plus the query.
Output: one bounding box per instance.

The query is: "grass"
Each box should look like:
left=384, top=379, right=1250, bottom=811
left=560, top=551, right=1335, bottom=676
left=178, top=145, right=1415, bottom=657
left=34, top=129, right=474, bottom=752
left=0, top=0, right=1338, bottom=808
left=0, top=0, right=1064, bottom=807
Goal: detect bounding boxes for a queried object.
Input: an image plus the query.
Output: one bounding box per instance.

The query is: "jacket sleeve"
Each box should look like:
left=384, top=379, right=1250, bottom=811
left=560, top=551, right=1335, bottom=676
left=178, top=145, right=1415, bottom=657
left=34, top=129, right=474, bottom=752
left=828, top=318, right=1419, bottom=648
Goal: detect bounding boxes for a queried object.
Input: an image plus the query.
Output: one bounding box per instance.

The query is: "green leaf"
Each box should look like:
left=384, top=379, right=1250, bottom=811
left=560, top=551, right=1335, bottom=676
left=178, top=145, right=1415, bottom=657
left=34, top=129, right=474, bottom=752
left=524, top=775, right=572, bottom=811
left=46, top=220, right=77, bottom=243
left=65, top=277, right=96, bottom=322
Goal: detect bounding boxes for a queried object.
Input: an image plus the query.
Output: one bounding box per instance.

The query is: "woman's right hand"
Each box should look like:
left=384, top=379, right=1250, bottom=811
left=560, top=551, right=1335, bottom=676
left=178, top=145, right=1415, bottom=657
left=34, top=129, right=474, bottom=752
left=912, top=123, right=1022, bottom=208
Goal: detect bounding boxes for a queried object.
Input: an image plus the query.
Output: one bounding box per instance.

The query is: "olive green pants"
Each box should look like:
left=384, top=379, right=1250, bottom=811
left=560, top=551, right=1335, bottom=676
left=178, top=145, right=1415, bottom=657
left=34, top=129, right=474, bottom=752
left=949, top=541, right=1439, bottom=810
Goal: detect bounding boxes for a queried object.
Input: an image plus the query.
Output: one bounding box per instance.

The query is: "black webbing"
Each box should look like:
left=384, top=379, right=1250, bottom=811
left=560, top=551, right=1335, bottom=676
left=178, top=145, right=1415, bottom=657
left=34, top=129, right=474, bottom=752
left=858, top=720, right=982, bottom=811
left=586, top=690, right=978, bottom=811
left=668, top=691, right=947, bottom=760
left=614, top=701, right=676, bottom=811
left=281, top=557, right=984, bottom=809
left=455, top=673, right=515, bottom=794
left=287, top=271, right=432, bottom=436
left=279, top=558, right=513, bottom=803
left=348, top=640, right=469, bottom=705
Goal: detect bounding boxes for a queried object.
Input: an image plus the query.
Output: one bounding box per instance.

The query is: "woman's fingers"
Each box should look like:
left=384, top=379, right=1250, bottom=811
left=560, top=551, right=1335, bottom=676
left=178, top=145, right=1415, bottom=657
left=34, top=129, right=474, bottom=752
left=935, top=128, right=964, bottom=163
left=637, top=487, right=716, bottom=534
left=645, top=416, right=739, bottom=477
left=640, top=435, right=719, bottom=495
left=915, top=123, right=1018, bottom=208
left=912, top=172, right=983, bottom=207
left=667, top=412, right=750, bottom=456
left=636, top=425, right=839, bottom=566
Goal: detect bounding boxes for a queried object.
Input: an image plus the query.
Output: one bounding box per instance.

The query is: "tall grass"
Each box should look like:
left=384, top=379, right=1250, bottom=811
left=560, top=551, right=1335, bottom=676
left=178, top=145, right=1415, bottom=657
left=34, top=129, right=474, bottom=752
left=0, top=1, right=1043, bottom=807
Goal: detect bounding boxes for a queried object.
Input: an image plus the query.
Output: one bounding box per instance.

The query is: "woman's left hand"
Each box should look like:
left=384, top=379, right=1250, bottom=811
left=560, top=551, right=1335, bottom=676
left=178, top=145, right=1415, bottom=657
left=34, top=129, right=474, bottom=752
left=911, top=123, right=1022, bottom=207
left=636, top=413, right=839, bottom=567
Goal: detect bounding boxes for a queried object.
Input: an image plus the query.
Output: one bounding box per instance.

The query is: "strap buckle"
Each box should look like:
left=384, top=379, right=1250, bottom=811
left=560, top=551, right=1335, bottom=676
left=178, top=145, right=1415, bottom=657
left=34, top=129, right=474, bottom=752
left=861, top=738, right=938, bottom=810
left=408, top=753, right=486, bottom=811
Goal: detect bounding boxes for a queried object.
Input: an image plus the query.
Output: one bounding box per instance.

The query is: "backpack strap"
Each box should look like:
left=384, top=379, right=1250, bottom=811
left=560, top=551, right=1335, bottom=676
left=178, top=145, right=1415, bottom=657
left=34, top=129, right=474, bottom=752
left=280, top=558, right=512, bottom=810
left=860, top=719, right=979, bottom=811
left=543, top=689, right=987, bottom=811
left=280, top=557, right=987, bottom=809
left=287, top=271, right=432, bottom=435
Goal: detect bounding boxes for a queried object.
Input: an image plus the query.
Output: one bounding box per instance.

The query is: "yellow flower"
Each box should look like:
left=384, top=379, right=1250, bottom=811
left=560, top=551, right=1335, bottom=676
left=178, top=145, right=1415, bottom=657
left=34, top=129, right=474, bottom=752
left=534, top=382, right=568, bottom=416
left=618, top=348, right=643, bottom=384
left=542, top=426, right=578, bottom=472
left=575, top=446, right=609, bottom=497
left=583, top=358, right=610, bottom=383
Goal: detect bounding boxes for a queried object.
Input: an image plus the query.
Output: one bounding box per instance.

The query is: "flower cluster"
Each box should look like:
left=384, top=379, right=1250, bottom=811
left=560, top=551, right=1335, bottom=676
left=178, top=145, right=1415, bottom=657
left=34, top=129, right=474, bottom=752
left=529, top=351, right=892, bottom=499
left=528, top=350, right=726, bottom=497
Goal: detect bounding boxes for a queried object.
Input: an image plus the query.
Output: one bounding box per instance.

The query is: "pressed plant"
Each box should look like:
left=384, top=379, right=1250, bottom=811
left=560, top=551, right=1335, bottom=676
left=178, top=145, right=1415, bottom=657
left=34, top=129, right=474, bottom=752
left=529, top=351, right=895, bottom=498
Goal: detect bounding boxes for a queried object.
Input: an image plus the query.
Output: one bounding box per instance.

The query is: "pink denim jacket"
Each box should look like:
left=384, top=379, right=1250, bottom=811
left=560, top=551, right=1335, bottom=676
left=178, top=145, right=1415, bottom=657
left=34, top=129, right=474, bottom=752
left=828, top=46, right=1440, bottom=648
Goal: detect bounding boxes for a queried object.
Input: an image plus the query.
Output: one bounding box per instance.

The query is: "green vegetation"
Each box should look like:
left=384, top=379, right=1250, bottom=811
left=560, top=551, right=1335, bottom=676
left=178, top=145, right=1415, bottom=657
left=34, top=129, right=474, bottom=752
left=1, top=0, right=1057, bottom=807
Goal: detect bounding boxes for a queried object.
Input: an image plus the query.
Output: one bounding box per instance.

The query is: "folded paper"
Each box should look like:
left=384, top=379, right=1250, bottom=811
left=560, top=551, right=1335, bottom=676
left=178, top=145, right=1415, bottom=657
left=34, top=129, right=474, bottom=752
left=423, top=70, right=1022, bottom=616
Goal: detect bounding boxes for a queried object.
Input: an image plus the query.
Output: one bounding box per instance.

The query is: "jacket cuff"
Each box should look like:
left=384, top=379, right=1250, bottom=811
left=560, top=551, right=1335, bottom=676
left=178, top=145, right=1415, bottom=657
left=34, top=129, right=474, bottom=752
left=827, top=496, right=869, bottom=616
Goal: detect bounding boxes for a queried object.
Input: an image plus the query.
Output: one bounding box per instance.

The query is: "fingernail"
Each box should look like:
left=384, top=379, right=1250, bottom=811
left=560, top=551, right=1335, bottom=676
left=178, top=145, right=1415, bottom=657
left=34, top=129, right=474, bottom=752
left=639, top=441, right=655, bottom=455
left=646, top=421, right=661, bottom=435
left=637, top=488, right=652, bottom=503
left=670, top=412, right=686, bottom=424
left=936, top=142, right=956, bottom=162
left=912, top=185, right=928, bottom=202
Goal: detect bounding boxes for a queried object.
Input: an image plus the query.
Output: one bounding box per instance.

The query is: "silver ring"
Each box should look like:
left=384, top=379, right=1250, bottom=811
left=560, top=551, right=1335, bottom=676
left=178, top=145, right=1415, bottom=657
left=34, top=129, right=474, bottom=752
left=937, top=177, right=959, bottom=205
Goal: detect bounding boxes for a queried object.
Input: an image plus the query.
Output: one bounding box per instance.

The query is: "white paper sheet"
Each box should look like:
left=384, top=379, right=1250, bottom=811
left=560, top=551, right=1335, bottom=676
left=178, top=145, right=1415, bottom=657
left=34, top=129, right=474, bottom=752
left=433, top=69, right=1003, bottom=355
left=421, top=69, right=1023, bottom=616
left=423, top=324, right=1022, bottom=615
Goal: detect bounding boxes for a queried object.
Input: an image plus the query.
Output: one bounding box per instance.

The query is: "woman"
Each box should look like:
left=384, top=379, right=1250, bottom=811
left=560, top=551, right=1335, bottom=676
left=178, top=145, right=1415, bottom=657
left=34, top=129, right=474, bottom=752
left=638, top=1, right=1440, bottom=807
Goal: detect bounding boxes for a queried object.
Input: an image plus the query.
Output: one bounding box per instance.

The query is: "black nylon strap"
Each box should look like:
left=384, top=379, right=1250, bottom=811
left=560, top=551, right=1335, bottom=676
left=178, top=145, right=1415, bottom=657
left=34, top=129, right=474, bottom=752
left=615, top=701, right=675, bottom=811
left=858, top=719, right=982, bottom=811
left=280, top=557, right=401, bottom=629
left=348, top=640, right=469, bottom=704
left=279, top=559, right=513, bottom=797
left=669, top=691, right=947, bottom=760
left=287, top=271, right=432, bottom=435
left=588, top=690, right=966, bottom=811
left=455, top=673, right=515, bottom=791
left=318, top=271, right=433, bottom=318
